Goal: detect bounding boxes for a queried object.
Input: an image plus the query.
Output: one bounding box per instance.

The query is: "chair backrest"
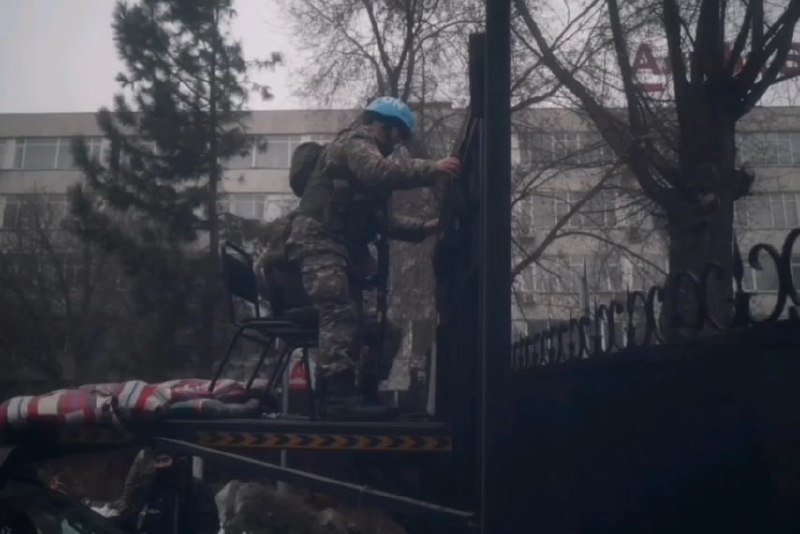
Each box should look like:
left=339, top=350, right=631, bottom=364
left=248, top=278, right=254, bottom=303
left=221, top=241, right=261, bottom=323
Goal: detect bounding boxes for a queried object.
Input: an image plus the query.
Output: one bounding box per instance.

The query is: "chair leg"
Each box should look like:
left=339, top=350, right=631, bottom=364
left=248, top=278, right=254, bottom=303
left=210, top=325, right=247, bottom=392
left=245, top=338, right=275, bottom=392
left=266, top=342, right=291, bottom=395
left=302, top=347, right=316, bottom=420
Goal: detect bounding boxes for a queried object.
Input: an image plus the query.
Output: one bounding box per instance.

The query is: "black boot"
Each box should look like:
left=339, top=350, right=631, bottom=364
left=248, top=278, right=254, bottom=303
left=320, top=370, right=398, bottom=421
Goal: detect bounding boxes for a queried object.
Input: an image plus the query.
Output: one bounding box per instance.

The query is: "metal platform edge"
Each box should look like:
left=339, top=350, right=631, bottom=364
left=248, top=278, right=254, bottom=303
left=1, top=418, right=454, bottom=454
left=155, top=437, right=477, bottom=529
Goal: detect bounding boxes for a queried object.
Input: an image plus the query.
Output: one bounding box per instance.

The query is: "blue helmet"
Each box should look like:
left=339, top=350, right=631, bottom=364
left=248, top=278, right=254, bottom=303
left=365, top=96, right=416, bottom=136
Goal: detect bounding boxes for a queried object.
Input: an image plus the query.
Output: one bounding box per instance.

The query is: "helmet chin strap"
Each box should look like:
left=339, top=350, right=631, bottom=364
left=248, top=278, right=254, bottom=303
left=374, top=124, right=397, bottom=156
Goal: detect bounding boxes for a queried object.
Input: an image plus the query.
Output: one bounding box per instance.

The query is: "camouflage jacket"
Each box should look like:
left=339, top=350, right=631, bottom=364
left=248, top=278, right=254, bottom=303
left=253, top=213, right=374, bottom=309
left=289, top=125, right=439, bottom=260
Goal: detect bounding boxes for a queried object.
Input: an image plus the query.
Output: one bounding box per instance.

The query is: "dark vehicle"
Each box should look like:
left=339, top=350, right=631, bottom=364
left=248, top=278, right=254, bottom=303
left=0, top=474, right=128, bottom=534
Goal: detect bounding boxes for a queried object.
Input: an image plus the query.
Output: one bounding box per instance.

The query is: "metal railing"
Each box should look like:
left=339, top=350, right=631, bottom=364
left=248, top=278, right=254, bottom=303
left=511, top=228, right=800, bottom=369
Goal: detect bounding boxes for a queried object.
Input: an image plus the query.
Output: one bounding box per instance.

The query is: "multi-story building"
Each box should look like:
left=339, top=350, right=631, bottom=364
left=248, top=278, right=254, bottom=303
left=0, top=110, right=355, bottom=224
left=1, top=107, right=798, bottom=378
left=0, top=109, right=447, bottom=390
left=510, top=106, right=800, bottom=336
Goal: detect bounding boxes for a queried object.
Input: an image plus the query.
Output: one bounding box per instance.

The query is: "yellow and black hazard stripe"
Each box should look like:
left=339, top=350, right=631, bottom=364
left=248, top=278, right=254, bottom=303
left=192, top=431, right=452, bottom=452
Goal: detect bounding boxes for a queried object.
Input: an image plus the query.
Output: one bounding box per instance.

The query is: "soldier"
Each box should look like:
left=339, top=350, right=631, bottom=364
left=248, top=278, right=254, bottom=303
left=285, top=96, right=461, bottom=421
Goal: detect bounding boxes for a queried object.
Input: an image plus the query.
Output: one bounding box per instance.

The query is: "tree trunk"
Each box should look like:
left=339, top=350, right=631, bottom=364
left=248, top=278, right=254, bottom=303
left=201, top=15, right=221, bottom=373
left=663, top=198, right=734, bottom=340
left=660, top=94, right=741, bottom=341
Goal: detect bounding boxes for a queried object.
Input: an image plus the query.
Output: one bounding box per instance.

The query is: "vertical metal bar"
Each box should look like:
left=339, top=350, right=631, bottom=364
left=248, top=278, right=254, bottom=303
left=480, top=0, right=512, bottom=532
left=191, top=456, right=204, bottom=481
left=278, top=352, right=290, bottom=495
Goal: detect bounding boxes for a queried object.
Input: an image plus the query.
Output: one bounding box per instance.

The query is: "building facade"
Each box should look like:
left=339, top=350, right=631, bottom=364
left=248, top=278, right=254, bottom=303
left=510, top=107, right=800, bottom=336
left=0, top=109, right=445, bottom=389
left=1, top=107, right=798, bottom=379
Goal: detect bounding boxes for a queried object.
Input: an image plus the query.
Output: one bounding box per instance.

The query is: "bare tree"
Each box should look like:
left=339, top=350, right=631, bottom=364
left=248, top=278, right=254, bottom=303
left=0, top=194, right=122, bottom=381
left=509, top=111, right=670, bottom=327
left=278, top=0, right=487, bottom=389
left=281, top=0, right=482, bottom=106
left=281, top=0, right=669, bottom=340
left=512, top=0, right=800, bottom=334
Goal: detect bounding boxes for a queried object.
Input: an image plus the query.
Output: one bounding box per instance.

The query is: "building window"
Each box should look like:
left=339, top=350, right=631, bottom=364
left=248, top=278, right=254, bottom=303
left=631, top=256, right=667, bottom=290
left=741, top=259, right=780, bottom=292
left=734, top=198, right=750, bottom=227
left=83, top=137, right=109, bottom=163
left=737, top=132, right=800, bottom=166
left=512, top=197, right=535, bottom=236
left=554, top=190, right=617, bottom=229
left=518, top=132, right=554, bottom=165
left=735, top=193, right=800, bottom=229
left=512, top=320, right=529, bottom=339
left=767, top=192, right=800, bottom=228
left=531, top=257, right=577, bottom=293
left=255, top=136, right=304, bottom=169
left=519, top=131, right=616, bottom=167
left=225, top=139, right=257, bottom=169
left=0, top=253, right=85, bottom=290
left=217, top=193, right=298, bottom=221
left=0, top=194, right=67, bottom=229
left=225, top=135, right=306, bottom=169
left=739, top=257, right=800, bottom=293
left=15, top=138, right=57, bottom=169
left=217, top=193, right=266, bottom=220
left=0, top=139, right=12, bottom=169
left=579, top=132, right=617, bottom=166
left=589, top=256, right=624, bottom=293
left=552, top=133, right=580, bottom=162
left=531, top=262, right=557, bottom=293
left=514, top=264, right=536, bottom=303
left=265, top=194, right=298, bottom=221
left=0, top=254, right=36, bottom=285
left=59, top=255, right=85, bottom=289
left=529, top=255, right=629, bottom=296
left=12, top=138, right=79, bottom=170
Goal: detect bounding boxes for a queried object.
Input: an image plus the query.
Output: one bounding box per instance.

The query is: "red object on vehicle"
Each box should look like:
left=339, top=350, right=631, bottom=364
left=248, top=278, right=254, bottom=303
left=289, top=361, right=309, bottom=391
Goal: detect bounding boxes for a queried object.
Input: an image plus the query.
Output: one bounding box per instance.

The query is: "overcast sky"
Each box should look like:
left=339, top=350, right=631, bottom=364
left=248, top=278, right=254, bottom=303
left=0, top=0, right=301, bottom=113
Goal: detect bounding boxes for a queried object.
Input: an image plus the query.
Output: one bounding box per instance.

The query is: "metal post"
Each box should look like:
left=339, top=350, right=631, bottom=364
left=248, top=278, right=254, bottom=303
left=191, top=456, right=204, bottom=481
left=278, top=350, right=291, bottom=495
left=481, top=0, right=512, bottom=532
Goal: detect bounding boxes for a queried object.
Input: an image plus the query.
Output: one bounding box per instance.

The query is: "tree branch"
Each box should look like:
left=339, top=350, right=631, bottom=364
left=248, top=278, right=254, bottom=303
left=511, top=83, right=563, bottom=112
left=361, top=0, right=396, bottom=93
left=513, top=0, right=671, bottom=204
left=301, top=0, right=388, bottom=94
left=663, top=0, right=690, bottom=131
left=553, top=229, right=668, bottom=275
left=606, top=0, right=645, bottom=136
left=725, top=0, right=753, bottom=76
left=740, top=4, right=800, bottom=114
left=513, top=0, right=621, bottom=133
left=736, top=1, right=800, bottom=90
left=511, top=164, right=618, bottom=277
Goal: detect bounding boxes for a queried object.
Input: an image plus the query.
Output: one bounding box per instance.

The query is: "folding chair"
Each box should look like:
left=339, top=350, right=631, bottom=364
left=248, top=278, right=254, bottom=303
left=210, top=241, right=318, bottom=418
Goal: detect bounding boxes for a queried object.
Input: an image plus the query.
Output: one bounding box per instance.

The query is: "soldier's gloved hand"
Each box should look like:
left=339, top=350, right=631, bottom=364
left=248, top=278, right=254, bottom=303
left=433, top=157, right=461, bottom=193
left=422, top=218, right=440, bottom=236
left=436, top=157, right=462, bottom=176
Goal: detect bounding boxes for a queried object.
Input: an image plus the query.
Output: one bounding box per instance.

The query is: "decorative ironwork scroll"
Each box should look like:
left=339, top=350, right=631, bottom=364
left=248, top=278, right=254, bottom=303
left=511, top=228, right=800, bottom=370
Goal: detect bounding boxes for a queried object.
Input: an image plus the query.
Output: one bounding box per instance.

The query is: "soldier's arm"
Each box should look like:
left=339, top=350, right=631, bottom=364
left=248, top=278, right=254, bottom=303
left=241, top=219, right=274, bottom=243
left=219, top=212, right=275, bottom=244
left=342, top=136, right=439, bottom=193
left=386, top=214, right=429, bottom=243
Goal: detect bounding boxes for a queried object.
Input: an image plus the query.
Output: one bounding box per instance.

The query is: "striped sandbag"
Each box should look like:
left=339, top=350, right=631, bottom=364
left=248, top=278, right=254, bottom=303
left=0, top=378, right=254, bottom=432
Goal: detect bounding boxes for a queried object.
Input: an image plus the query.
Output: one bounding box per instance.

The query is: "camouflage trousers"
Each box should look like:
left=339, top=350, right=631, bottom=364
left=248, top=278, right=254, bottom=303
left=294, top=251, right=363, bottom=378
